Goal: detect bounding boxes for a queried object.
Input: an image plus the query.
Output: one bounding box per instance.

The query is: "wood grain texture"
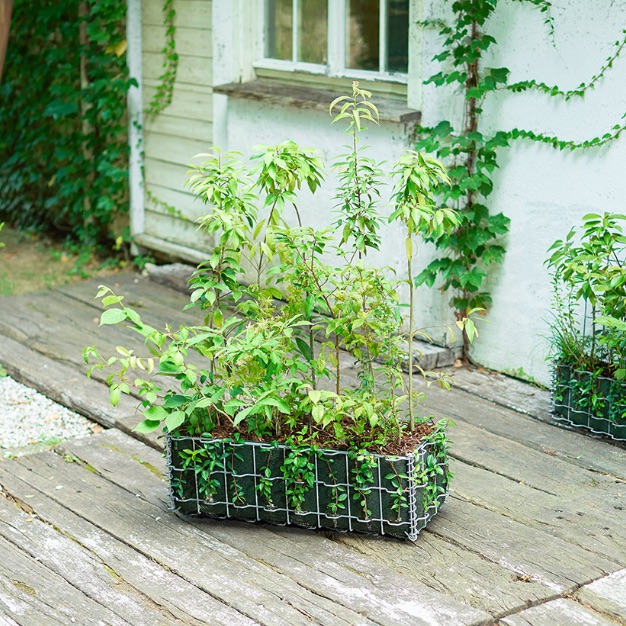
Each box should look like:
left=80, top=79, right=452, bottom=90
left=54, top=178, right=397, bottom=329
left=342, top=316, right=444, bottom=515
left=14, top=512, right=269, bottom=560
left=142, top=0, right=212, bottom=30
left=499, top=598, right=617, bottom=626
left=56, top=430, right=491, bottom=626
left=575, top=569, right=626, bottom=624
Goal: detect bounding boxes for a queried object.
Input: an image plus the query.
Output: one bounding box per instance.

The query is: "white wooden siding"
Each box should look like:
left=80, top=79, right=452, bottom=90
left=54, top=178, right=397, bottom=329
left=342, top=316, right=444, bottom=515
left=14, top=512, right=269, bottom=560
left=140, top=0, right=214, bottom=256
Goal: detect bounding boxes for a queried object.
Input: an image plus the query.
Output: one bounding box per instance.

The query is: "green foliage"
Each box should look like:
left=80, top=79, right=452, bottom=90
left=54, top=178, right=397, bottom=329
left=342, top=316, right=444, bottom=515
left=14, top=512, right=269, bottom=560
left=416, top=1, right=626, bottom=357
left=175, top=441, right=225, bottom=500
left=0, top=0, right=134, bottom=248
left=85, top=84, right=472, bottom=460
left=415, top=420, right=453, bottom=511
left=547, top=212, right=626, bottom=381
left=145, top=0, right=178, bottom=119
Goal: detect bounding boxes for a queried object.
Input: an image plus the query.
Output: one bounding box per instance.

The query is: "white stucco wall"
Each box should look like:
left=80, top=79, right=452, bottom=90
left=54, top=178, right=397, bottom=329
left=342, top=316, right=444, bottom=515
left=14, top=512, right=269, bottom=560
left=209, top=0, right=626, bottom=386
left=419, top=1, right=626, bottom=384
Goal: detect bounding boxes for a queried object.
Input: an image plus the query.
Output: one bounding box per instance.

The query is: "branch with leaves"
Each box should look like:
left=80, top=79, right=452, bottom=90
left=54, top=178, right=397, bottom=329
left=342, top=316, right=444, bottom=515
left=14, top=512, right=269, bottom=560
left=416, top=0, right=625, bottom=359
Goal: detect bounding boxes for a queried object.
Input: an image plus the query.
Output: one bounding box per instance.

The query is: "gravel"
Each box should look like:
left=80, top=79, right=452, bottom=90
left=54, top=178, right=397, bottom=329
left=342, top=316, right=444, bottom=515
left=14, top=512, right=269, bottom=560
left=0, top=375, right=100, bottom=457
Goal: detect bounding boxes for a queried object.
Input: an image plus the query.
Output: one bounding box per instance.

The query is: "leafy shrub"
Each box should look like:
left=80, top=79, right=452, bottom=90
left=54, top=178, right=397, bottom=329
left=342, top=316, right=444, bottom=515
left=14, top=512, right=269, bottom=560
left=0, top=0, right=133, bottom=248
left=547, top=212, right=626, bottom=379
left=85, top=84, right=475, bottom=455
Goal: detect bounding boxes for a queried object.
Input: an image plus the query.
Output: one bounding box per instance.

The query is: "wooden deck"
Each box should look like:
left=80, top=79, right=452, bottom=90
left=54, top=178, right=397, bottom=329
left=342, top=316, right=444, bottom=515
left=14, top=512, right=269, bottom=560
left=0, top=270, right=624, bottom=625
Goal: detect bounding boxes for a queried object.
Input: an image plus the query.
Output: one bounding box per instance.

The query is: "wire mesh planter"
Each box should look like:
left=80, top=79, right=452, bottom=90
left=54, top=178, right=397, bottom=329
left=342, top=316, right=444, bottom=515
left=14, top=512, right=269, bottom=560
left=551, top=362, right=626, bottom=441
left=165, top=434, right=449, bottom=541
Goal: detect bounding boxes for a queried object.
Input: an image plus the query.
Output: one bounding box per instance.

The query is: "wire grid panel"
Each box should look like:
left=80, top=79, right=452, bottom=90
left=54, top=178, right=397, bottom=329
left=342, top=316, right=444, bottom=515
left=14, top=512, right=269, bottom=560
left=165, top=435, right=449, bottom=540
left=551, top=363, right=626, bottom=441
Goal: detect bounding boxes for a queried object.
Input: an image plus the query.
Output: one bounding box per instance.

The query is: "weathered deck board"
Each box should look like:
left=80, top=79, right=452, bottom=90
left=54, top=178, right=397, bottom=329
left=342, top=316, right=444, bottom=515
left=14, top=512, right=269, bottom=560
left=447, top=367, right=551, bottom=422
left=0, top=269, right=625, bottom=625
left=55, top=431, right=491, bottom=626
left=0, top=476, right=255, bottom=626
left=0, top=440, right=490, bottom=626
left=0, top=530, right=129, bottom=625
left=499, top=597, right=617, bottom=626
left=451, top=458, right=626, bottom=564
left=575, top=569, right=626, bottom=623
left=420, top=382, right=626, bottom=481
left=0, top=496, right=188, bottom=626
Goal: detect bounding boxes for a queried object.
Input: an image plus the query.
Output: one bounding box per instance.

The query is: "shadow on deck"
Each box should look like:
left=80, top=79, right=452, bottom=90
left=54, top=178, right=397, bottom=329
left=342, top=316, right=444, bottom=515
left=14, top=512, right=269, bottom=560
left=0, top=270, right=624, bottom=625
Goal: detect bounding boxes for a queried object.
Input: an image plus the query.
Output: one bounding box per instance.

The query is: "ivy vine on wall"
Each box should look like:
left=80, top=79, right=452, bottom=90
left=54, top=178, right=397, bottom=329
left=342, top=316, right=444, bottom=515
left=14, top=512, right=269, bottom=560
left=0, top=0, right=134, bottom=249
left=145, top=0, right=178, bottom=119
left=415, top=0, right=626, bottom=359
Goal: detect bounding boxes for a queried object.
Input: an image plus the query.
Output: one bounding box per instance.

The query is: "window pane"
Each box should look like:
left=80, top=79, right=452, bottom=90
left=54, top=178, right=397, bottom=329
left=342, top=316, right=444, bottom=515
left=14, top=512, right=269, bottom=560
left=346, top=0, right=380, bottom=72
left=266, top=0, right=293, bottom=61
left=298, top=0, right=327, bottom=64
left=386, top=0, right=408, bottom=73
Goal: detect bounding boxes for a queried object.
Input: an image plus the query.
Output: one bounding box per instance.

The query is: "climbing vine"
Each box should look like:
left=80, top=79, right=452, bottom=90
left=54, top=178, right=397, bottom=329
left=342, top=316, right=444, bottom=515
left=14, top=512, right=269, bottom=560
left=145, top=0, right=178, bottom=119
left=415, top=0, right=626, bottom=358
left=0, top=0, right=133, bottom=249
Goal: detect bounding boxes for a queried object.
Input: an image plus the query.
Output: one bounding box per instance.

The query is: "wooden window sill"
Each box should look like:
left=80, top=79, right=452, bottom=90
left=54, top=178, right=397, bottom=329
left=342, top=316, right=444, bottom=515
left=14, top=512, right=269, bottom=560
left=213, top=79, right=421, bottom=124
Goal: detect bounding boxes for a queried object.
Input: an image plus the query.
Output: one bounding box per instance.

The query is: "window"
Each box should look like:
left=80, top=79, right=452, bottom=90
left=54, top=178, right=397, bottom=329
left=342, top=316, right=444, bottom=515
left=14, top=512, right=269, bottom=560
left=261, top=0, right=409, bottom=81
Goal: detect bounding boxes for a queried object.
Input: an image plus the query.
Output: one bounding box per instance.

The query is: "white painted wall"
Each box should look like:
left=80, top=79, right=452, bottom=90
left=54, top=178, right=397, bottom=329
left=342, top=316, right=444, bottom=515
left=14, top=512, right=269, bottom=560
left=419, top=1, right=626, bottom=384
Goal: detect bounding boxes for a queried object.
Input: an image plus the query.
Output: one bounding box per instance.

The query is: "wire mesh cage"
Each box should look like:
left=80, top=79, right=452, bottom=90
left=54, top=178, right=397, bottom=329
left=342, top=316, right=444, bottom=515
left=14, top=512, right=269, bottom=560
left=551, top=300, right=626, bottom=441
left=165, top=435, right=449, bottom=541
left=551, top=363, right=626, bottom=441
left=547, top=213, right=626, bottom=441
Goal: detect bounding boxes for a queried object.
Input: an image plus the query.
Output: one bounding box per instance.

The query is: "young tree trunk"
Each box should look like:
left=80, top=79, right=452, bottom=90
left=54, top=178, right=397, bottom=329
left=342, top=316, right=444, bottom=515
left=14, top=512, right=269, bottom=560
left=0, top=0, right=13, bottom=83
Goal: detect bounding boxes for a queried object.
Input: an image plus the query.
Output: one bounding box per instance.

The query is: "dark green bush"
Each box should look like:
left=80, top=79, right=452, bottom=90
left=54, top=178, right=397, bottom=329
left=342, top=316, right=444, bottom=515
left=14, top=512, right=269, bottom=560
left=0, top=0, right=133, bottom=248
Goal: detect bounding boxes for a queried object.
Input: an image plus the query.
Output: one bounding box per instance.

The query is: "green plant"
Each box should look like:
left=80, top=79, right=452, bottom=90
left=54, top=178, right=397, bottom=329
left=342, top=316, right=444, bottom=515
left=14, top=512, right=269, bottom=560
left=176, top=440, right=225, bottom=500
left=145, top=0, right=178, bottom=119
left=547, top=212, right=626, bottom=379
left=415, top=420, right=452, bottom=511
left=85, top=83, right=474, bottom=469
left=416, top=2, right=626, bottom=358
left=548, top=213, right=626, bottom=437
left=0, top=0, right=134, bottom=249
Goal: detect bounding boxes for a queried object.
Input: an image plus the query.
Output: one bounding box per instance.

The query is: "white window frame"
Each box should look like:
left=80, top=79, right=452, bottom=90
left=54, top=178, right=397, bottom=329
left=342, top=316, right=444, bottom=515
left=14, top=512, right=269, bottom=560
left=255, top=0, right=409, bottom=84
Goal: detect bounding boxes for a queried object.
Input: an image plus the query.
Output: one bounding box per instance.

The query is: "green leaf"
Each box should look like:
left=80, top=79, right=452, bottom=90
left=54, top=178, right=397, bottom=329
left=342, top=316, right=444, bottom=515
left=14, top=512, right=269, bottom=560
left=143, top=405, right=168, bottom=421
left=102, top=295, right=123, bottom=307
left=133, top=419, right=162, bottom=434
left=295, top=337, right=313, bottom=361
left=312, top=404, right=325, bottom=423
left=99, top=308, right=126, bottom=326
left=163, top=395, right=187, bottom=409
left=109, top=386, right=121, bottom=407
left=233, top=405, right=255, bottom=426
left=308, top=389, right=322, bottom=404
left=165, top=410, right=185, bottom=432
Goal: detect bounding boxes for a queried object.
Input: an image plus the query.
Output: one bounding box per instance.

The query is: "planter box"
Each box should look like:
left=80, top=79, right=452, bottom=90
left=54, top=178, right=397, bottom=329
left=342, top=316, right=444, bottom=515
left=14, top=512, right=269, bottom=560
left=165, top=434, right=449, bottom=541
left=551, top=363, right=626, bottom=441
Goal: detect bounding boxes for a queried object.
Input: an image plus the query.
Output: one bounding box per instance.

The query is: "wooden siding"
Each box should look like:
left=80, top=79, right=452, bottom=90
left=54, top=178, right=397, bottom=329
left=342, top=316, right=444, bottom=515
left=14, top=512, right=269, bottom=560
left=141, top=0, right=214, bottom=256
left=144, top=209, right=216, bottom=251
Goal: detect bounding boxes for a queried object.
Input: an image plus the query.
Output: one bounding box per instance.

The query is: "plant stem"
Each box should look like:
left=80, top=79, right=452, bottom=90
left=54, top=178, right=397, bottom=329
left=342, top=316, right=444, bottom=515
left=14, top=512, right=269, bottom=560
left=407, top=255, right=415, bottom=433
left=459, top=16, right=480, bottom=362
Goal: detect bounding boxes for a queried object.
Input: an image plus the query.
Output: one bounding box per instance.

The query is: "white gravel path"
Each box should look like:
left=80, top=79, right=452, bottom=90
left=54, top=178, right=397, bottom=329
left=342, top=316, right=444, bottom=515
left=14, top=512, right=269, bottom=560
left=0, top=375, right=100, bottom=457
